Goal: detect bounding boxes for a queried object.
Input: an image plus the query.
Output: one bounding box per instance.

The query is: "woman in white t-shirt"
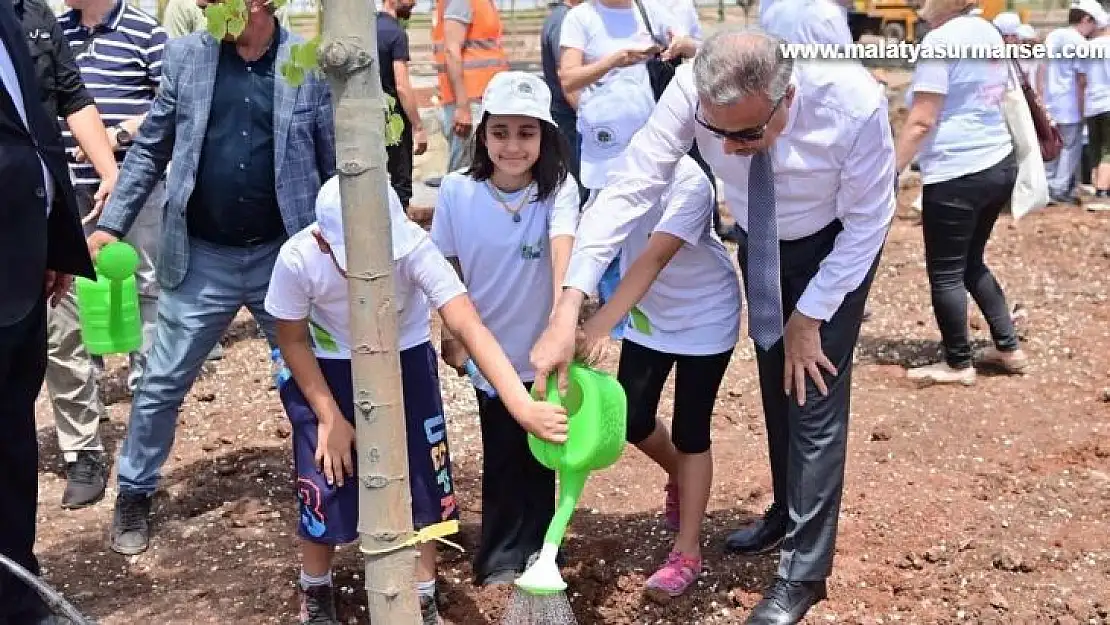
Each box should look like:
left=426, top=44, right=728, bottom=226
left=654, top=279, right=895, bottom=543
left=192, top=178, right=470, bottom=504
left=429, top=71, right=581, bottom=586
left=576, top=156, right=740, bottom=602
left=895, top=0, right=1027, bottom=385
left=558, top=0, right=695, bottom=103
left=262, top=178, right=568, bottom=623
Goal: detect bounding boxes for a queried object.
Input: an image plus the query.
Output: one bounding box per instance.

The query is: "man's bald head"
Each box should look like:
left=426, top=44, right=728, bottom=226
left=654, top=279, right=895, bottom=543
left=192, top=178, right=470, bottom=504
left=692, top=27, right=793, bottom=107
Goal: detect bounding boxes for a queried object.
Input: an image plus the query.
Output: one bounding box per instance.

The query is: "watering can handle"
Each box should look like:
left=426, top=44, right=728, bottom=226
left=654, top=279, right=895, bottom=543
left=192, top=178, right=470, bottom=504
left=544, top=372, right=563, bottom=406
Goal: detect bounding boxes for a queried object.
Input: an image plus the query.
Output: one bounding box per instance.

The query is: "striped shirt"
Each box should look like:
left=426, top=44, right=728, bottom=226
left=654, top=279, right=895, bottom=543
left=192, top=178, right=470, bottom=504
left=58, top=0, right=166, bottom=191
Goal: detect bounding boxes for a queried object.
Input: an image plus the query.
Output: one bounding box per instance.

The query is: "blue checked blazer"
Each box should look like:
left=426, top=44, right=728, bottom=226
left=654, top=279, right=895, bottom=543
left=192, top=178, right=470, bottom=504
left=98, top=27, right=336, bottom=290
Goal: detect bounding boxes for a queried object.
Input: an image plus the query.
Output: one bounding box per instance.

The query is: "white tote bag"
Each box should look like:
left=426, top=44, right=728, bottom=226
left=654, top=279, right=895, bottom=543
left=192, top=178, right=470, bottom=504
left=1001, top=64, right=1049, bottom=221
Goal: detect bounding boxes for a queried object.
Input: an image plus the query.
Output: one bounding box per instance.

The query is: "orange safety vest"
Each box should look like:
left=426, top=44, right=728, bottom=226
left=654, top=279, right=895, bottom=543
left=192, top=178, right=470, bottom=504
left=432, top=0, right=511, bottom=104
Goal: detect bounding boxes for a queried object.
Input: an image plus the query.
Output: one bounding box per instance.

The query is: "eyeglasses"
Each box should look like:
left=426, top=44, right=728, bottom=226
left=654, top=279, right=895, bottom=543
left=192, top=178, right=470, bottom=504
left=694, top=93, right=785, bottom=143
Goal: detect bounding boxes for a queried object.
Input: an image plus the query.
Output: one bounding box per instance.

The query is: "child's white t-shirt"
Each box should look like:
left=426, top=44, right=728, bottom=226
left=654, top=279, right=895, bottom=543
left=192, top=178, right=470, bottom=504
left=264, top=193, right=467, bottom=358
left=430, top=172, right=580, bottom=385
left=559, top=0, right=682, bottom=98
left=618, top=156, right=740, bottom=356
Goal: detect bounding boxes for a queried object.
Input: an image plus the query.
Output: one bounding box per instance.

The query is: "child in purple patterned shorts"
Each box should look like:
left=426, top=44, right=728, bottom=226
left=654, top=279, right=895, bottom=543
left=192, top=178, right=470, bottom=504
left=264, top=176, right=569, bottom=625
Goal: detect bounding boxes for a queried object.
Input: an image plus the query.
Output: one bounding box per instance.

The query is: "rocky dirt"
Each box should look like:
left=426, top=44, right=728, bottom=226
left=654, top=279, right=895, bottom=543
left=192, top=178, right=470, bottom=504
left=29, top=74, right=1110, bottom=624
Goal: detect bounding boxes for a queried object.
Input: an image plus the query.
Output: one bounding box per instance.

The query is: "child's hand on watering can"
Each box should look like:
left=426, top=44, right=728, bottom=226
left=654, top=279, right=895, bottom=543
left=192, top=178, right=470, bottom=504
left=576, top=318, right=612, bottom=366
left=521, top=399, right=569, bottom=444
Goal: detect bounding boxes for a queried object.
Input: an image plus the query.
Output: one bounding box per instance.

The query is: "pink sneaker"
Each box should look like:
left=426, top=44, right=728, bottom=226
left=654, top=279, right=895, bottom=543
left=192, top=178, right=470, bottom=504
left=644, top=550, right=702, bottom=603
left=663, top=482, right=680, bottom=531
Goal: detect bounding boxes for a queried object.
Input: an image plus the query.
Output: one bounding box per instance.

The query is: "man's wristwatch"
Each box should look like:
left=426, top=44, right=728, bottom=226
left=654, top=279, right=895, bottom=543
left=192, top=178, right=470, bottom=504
left=113, top=126, right=133, bottom=149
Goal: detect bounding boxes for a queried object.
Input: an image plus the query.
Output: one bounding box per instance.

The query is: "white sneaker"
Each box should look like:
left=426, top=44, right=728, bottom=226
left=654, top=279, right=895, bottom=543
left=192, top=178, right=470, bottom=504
left=906, top=361, right=976, bottom=385
left=976, top=346, right=1028, bottom=374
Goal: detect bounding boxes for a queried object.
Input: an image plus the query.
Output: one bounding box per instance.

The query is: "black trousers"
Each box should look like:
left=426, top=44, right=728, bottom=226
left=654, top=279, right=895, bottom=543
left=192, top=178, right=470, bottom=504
left=619, top=338, right=733, bottom=454
left=472, top=383, right=556, bottom=584
left=921, top=151, right=1019, bottom=369
left=386, top=113, right=414, bottom=209
left=0, top=297, right=48, bottom=621
left=735, top=220, right=879, bottom=582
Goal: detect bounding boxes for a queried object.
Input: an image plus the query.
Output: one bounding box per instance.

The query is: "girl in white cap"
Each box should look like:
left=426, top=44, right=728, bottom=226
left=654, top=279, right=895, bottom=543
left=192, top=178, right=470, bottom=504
left=263, top=179, right=569, bottom=624
left=429, top=70, right=582, bottom=585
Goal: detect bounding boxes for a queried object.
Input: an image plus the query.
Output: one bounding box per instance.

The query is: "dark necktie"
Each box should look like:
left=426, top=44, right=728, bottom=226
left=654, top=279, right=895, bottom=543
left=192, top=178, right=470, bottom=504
left=746, top=149, right=783, bottom=350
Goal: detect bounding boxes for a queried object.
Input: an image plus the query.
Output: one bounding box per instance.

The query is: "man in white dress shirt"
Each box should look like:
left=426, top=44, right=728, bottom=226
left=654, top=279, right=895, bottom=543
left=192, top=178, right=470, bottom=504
left=530, top=27, right=895, bottom=624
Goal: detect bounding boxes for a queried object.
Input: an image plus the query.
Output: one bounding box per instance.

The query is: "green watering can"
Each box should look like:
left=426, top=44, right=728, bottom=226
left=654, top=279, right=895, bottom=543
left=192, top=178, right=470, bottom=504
left=75, top=241, right=142, bottom=356
left=514, top=362, right=628, bottom=595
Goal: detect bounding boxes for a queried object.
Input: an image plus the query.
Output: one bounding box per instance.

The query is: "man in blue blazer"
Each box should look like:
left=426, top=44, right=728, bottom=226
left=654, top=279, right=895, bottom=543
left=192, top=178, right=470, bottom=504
left=86, top=0, right=336, bottom=556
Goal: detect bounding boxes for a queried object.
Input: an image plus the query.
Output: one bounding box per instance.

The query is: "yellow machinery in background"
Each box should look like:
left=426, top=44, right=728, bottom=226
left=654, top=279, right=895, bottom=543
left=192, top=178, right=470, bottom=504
left=847, top=0, right=1031, bottom=43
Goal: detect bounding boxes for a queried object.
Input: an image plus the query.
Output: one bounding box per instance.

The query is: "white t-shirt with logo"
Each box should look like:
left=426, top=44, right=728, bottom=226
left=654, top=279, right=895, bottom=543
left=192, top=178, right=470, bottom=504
left=264, top=196, right=467, bottom=359
left=909, top=15, right=1013, bottom=184
left=430, top=172, right=580, bottom=386
left=619, top=156, right=740, bottom=356
left=1084, top=37, right=1110, bottom=118
left=1044, top=26, right=1091, bottom=125
left=559, top=0, right=681, bottom=100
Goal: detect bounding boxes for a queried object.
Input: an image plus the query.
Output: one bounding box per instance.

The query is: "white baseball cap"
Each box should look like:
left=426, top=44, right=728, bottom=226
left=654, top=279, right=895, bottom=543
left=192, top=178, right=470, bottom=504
left=992, top=11, right=1021, bottom=36
left=314, top=176, right=423, bottom=272
left=1016, top=23, right=1037, bottom=39
left=479, top=71, right=557, bottom=127
left=577, top=76, right=656, bottom=189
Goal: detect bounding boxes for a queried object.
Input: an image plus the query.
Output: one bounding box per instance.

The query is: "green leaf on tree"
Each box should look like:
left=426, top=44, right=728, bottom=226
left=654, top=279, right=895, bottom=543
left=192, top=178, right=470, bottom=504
left=386, top=112, right=404, bottom=146
left=226, top=0, right=247, bottom=16
left=282, top=63, right=305, bottom=87
left=226, top=16, right=246, bottom=37
left=293, top=39, right=318, bottom=68
left=205, top=4, right=228, bottom=40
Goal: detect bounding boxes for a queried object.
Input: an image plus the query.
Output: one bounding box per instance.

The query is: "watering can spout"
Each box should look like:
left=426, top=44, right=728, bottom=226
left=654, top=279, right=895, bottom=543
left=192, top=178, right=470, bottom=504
left=544, top=468, right=587, bottom=546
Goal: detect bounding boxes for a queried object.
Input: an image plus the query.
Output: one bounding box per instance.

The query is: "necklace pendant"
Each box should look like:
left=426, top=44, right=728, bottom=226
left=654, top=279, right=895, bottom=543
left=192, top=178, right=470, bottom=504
left=512, top=213, right=522, bottom=223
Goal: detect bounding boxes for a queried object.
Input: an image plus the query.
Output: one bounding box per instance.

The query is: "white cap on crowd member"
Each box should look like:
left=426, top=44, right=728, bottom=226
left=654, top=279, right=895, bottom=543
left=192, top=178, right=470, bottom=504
left=479, top=71, right=557, bottom=127
left=1016, top=23, right=1037, bottom=40
left=1073, top=0, right=1109, bottom=24
left=992, top=11, right=1021, bottom=36
left=763, top=0, right=853, bottom=47
left=576, top=76, right=656, bottom=190
left=315, top=176, right=423, bottom=272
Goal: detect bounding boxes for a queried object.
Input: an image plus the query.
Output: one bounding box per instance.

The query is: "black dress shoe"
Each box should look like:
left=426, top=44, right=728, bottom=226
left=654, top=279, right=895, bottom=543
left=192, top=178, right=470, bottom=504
left=745, top=577, right=827, bottom=625
left=725, top=502, right=787, bottom=555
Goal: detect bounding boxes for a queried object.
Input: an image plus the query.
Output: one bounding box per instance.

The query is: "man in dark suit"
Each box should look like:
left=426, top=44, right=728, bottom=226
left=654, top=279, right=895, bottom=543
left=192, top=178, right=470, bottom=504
left=0, top=0, right=95, bottom=621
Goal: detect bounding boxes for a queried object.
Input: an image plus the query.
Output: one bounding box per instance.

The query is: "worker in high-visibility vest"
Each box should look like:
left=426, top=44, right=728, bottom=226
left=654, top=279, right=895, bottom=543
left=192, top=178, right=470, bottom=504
left=432, top=0, right=510, bottom=173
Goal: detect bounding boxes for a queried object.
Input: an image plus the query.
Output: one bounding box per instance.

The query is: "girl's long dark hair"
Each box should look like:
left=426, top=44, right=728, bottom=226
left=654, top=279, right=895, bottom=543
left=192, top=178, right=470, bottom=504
left=466, top=113, right=570, bottom=202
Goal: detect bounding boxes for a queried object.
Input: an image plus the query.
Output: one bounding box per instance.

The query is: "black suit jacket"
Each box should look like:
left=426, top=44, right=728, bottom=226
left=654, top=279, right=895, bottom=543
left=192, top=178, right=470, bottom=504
left=0, top=0, right=92, bottom=327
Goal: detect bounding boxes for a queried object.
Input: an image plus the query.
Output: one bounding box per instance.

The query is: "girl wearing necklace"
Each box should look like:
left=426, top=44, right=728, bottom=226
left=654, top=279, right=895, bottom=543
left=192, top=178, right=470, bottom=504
left=429, top=71, right=580, bottom=586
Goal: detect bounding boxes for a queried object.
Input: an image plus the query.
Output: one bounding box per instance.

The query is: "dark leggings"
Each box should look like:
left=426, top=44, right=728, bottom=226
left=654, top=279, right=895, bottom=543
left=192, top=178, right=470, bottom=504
left=618, top=339, right=733, bottom=454
left=472, top=382, right=556, bottom=584
left=921, top=150, right=1019, bottom=369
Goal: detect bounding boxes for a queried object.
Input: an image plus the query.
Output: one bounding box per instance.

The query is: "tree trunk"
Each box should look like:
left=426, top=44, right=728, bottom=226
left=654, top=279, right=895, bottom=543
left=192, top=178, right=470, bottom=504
left=316, top=2, right=421, bottom=623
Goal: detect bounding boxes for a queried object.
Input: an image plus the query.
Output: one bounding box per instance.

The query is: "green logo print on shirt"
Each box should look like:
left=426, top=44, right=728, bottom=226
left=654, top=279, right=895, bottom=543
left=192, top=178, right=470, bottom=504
left=310, top=320, right=340, bottom=353
left=629, top=306, right=652, bottom=335
left=520, top=234, right=546, bottom=260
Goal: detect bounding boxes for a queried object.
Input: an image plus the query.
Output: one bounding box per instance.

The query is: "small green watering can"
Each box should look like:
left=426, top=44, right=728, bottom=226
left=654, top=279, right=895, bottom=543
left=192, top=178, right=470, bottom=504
left=514, top=362, right=627, bottom=595
left=75, top=241, right=142, bottom=356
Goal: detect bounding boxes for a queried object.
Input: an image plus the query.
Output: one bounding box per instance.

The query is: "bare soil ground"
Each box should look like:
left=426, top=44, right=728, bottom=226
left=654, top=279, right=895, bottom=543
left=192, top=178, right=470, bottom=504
left=30, top=75, right=1110, bottom=624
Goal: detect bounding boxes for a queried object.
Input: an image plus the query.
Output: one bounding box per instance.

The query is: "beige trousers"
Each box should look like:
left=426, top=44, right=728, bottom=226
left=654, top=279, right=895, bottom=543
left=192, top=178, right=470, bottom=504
left=47, top=180, right=163, bottom=463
